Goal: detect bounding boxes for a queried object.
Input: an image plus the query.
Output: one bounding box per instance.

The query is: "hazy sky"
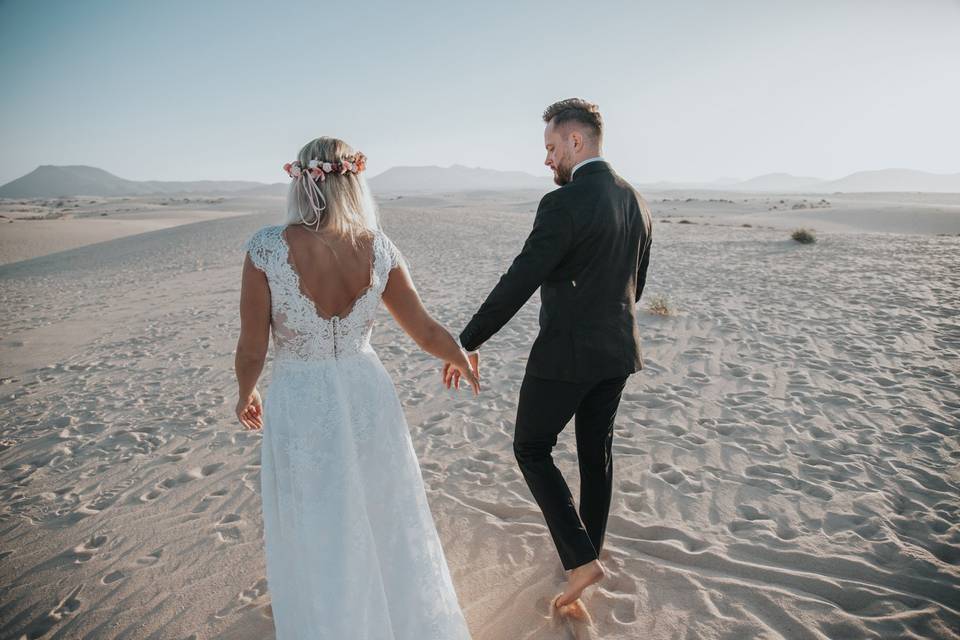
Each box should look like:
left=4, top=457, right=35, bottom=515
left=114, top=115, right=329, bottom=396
left=2, top=0, right=959, bottom=185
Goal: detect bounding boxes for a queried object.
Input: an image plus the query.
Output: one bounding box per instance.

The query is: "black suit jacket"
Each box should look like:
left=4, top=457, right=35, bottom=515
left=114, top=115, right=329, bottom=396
left=459, top=160, right=653, bottom=382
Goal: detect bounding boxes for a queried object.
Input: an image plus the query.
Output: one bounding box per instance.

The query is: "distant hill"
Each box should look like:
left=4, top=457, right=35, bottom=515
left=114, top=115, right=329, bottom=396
left=0, top=165, right=276, bottom=198
left=0, top=164, right=550, bottom=198
left=822, top=169, right=960, bottom=193
left=4, top=164, right=959, bottom=199
left=731, top=172, right=824, bottom=192
left=639, top=169, right=960, bottom=193
left=368, top=164, right=551, bottom=193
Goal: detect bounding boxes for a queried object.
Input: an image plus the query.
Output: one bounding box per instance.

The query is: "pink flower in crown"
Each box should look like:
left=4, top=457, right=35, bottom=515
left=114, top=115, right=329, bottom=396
left=309, top=167, right=323, bottom=179
left=339, top=161, right=351, bottom=175
left=283, top=162, right=292, bottom=176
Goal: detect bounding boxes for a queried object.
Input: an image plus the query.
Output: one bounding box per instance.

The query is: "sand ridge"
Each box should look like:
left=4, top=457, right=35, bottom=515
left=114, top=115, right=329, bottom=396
left=1, top=193, right=958, bottom=639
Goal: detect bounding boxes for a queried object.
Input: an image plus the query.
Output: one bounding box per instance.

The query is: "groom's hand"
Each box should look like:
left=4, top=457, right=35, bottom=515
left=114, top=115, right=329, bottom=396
left=442, top=351, right=479, bottom=390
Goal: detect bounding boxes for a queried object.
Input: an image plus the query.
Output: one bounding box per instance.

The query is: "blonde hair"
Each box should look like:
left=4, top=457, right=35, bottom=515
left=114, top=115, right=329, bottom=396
left=285, top=137, right=379, bottom=246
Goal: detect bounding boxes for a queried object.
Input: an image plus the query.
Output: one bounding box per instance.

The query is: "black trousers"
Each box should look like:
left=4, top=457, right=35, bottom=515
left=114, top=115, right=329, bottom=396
left=512, top=372, right=629, bottom=571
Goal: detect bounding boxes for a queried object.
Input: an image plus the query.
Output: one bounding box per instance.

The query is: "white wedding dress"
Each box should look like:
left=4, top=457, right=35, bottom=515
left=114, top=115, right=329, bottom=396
left=243, top=224, right=472, bottom=640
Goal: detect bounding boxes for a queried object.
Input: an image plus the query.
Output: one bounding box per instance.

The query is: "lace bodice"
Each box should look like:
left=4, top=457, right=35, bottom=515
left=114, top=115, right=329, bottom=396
left=243, top=224, right=403, bottom=363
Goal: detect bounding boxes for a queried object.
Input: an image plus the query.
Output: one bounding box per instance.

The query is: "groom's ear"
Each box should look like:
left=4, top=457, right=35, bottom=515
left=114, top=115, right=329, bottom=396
left=570, top=129, right=584, bottom=151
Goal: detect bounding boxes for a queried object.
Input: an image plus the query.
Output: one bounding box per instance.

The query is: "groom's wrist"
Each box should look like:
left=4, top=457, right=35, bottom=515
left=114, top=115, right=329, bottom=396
left=457, top=336, right=479, bottom=356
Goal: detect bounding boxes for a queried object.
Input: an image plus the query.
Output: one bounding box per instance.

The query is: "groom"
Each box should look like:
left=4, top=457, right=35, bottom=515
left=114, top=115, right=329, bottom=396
left=443, top=98, right=653, bottom=607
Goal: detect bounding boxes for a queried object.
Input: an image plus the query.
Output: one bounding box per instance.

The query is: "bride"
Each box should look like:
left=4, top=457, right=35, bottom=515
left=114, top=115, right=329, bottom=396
left=233, top=136, right=478, bottom=639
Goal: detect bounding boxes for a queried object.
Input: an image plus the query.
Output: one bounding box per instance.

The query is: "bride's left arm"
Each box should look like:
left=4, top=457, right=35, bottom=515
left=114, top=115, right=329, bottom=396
left=235, top=255, right=271, bottom=426
left=381, top=262, right=479, bottom=394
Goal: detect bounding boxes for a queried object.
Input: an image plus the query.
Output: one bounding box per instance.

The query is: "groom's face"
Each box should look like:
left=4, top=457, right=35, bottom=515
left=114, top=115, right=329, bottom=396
left=543, top=120, right=577, bottom=186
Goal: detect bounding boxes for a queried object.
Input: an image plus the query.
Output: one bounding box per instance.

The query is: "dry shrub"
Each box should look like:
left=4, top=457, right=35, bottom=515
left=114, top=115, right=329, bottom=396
left=647, top=293, right=673, bottom=316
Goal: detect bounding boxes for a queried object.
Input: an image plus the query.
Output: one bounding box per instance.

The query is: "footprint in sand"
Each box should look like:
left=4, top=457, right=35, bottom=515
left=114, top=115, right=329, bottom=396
left=81, top=476, right=139, bottom=514
left=683, top=433, right=707, bottom=446
left=163, top=445, right=192, bottom=462
left=619, top=479, right=646, bottom=512
left=213, top=577, right=271, bottom=619
left=651, top=462, right=706, bottom=494
left=136, top=547, right=163, bottom=567
left=66, top=533, right=109, bottom=563
left=723, top=362, right=750, bottom=378
left=419, top=461, right=442, bottom=474
left=663, top=423, right=687, bottom=437
left=141, top=462, right=225, bottom=502
left=738, top=504, right=773, bottom=521
left=821, top=511, right=871, bottom=535
left=474, top=450, right=499, bottom=463
left=606, top=590, right=638, bottom=624
left=728, top=519, right=772, bottom=536
left=425, top=411, right=450, bottom=425
left=215, top=513, right=244, bottom=543
left=651, top=462, right=685, bottom=485
left=405, top=390, right=427, bottom=406
left=22, top=584, right=83, bottom=637
left=422, top=411, right=452, bottom=436
left=715, top=421, right=738, bottom=436
left=101, top=569, right=126, bottom=585
left=201, top=462, right=225, bottom=476
left=775, top=520, right=800, bottom=540
left=425, top=423, right=450, bottom=436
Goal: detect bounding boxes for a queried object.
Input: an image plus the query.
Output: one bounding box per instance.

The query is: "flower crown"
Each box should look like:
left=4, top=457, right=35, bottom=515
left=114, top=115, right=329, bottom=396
left=282, top=152, right=367, bottom=182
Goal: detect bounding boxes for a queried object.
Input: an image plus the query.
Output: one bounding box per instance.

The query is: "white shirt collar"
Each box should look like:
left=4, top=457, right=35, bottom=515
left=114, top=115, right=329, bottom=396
left=570, top=156, right=605, bottom=179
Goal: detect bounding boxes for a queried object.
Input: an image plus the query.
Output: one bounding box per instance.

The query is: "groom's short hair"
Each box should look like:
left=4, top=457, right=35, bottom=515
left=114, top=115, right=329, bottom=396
left=542, top=98, right=603, bottom=140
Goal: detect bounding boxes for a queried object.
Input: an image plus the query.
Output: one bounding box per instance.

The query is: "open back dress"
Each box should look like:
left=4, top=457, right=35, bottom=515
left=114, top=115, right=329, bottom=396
left=243, top=224, right=472, bottom=639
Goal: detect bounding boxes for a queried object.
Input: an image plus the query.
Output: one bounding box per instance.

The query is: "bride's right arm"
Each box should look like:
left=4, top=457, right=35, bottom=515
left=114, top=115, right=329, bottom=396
left=381, top=263, right=479, bottom=394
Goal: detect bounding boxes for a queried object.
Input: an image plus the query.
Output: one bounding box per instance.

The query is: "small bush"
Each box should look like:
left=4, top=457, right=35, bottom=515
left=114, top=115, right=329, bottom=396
left=647, top=293, right=673, bottom=316
left=678, top=219, right=693, bottom=224
left=791, top=228, right=816, bottom=244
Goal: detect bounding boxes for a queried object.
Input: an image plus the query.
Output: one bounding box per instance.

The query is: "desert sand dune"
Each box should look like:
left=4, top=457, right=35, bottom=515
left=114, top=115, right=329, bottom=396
left=0, top=194, right=284, bottom=266
left=1, top=193, right=958, bottom=639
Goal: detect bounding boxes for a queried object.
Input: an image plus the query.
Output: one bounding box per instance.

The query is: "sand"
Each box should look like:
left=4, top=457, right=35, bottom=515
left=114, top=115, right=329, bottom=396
left=0, top=194, right=283, bottom=266
left=1, top=191, right=958, bottom=639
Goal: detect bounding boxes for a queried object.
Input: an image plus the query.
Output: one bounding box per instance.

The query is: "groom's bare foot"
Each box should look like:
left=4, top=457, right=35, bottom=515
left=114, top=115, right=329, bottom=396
left=554, top=559, right=605, bottom=608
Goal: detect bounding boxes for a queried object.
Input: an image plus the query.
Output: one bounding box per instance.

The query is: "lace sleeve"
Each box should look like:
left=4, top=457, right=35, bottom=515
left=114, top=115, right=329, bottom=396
left=243, top=226, right=273, bottom=273
left=380, top=231, right=405, bottom=271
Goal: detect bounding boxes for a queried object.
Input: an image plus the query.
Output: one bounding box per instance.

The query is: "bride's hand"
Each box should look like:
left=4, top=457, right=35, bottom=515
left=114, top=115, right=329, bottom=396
left=442, top=351, right=480, bottom=395
left=236, top=388, right=264, bottom=430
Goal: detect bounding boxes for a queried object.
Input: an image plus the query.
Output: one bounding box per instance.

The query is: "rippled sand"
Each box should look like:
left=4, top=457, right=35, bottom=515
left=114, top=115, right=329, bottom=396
left=1, top=192, right=958, bottom=639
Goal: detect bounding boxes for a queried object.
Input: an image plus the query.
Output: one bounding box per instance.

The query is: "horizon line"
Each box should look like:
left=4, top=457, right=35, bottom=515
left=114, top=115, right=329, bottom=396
left=4, top=163, right=960, bottom=191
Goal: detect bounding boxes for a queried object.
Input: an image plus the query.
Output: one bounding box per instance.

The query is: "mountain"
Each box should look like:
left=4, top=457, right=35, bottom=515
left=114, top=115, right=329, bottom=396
left=637, top=169, right=960, bottom=193
left=5, top=164, right=960, bottom=199
left=0, top=165, right=274, bottom=198
left=0, top=164, right=551, bottom=198
left=368, top=164, right=551, bottom=193
left=822, top=169, right=960, bottom=193
left=731, top=172, right=824, bottom=192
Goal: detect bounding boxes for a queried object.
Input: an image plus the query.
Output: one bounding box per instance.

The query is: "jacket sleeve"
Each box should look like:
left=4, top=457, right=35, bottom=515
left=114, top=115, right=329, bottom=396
left=635, top=205, right=653, bottom=302
left=635, top=230, right=652, bottom=302
left=459, top=192, right=573, bottom=352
